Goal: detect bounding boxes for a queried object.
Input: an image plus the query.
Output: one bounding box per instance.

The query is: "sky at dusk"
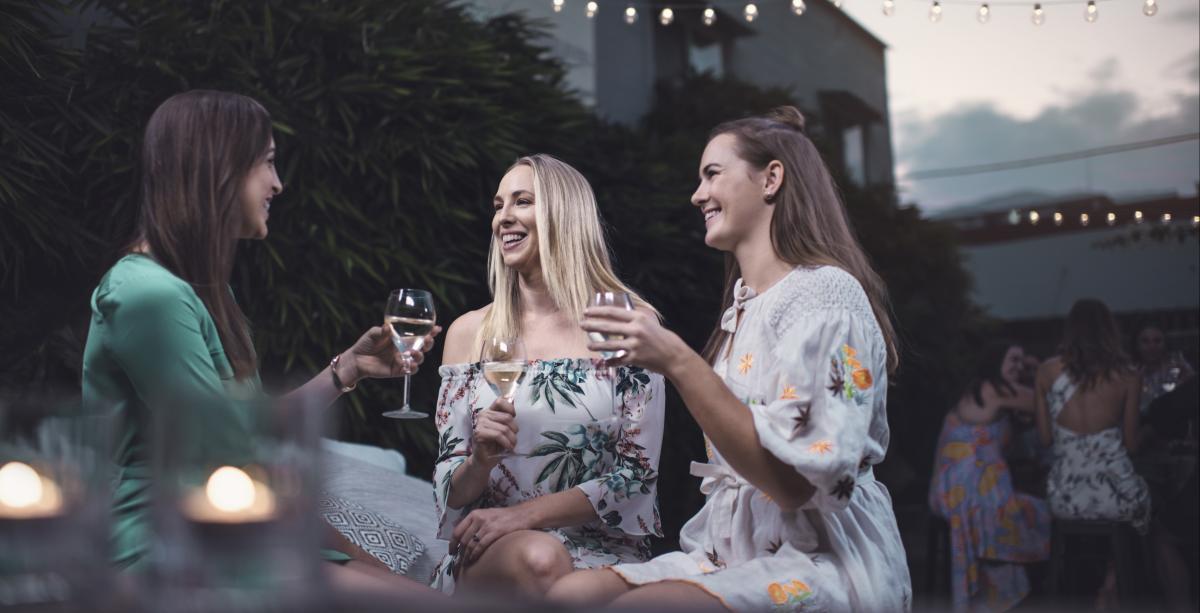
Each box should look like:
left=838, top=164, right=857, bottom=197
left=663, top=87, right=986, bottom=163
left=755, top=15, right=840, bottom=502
left=834, top=0, right=1200, bottom=210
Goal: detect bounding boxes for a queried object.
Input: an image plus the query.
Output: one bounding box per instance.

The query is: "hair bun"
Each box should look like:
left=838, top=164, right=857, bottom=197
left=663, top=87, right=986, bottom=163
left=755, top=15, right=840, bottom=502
left=766, top=106, right=806, bottom=132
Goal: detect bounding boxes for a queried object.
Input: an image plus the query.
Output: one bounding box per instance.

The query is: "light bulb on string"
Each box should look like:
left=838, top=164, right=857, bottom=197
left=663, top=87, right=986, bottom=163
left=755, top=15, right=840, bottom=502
left=1084, top=0, right=1098, bottom=22
left=552, top=0, right=564, bottom=13
left=744, top=3, right=759, bottom=21
left=883, top=0, right=896, bottom=16
left=1031, top=3, right=1045, bottom=26
left=929, top=1, right=943, bottom=22
left=1143, top=0, right=1157, bottom=16
left=1029, top=211, right=1040, bottom=225
left=624, top=5, right=637, bottom=24
left=1053, top=212, right=1064, bottom=226
left=1106, top=212, right=1117, bottom=225
left=659, top=7, right=674, bottom=25
left=703, top=6, right=717, bottom=25
left=792, top=0, right=808, bottom=15
left=977, top=3, right=990, bottom=23
left=1192, top=215, right=1199, bottom=228
left=834, top=0, right=845, bottom=7
left=1080, top=213, right=1089, bottom=226
left=1134, top=210, right=1144, bottom=223
left=585, top=1, right=598, bottom=18
left=1162, top=212, right=1173, bottom=224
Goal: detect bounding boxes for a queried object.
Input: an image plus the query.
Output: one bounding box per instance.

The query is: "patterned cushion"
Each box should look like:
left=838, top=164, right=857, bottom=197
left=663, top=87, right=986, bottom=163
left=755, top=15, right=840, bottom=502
left=319, top=492, right=426, bottom=574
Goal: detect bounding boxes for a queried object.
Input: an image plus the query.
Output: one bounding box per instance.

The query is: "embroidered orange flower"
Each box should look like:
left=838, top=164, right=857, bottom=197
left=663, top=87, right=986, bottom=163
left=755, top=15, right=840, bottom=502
left=738, top=353, right=754, bottom=375
left=809, top=440, right=833, bottom=454
left=852, top=368, right=873, bottom=390
left=768, top=582, right=789, bottom=605
left=780, top=385, right=798, bottom=400
left=843, top=344, right=857, bottom=357
left=786, top=579, right=812, bottom=596
left=846, top=356, right=862, bottom=370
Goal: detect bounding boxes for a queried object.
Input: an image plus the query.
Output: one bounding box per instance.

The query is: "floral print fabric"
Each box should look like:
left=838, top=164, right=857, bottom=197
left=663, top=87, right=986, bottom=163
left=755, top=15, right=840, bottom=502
left=929, top=412, right=1050, bottom=611
left=429, top=358, right=665, bottom=592
left=609, top=267, right=912, bottom=611
left=1045, top=373, right=1151, bottom=534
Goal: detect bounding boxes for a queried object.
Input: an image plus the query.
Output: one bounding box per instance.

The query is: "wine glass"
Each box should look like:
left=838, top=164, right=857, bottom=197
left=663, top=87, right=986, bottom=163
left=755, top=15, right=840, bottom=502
left=588, top=291, right=634, bottom=361
left=587, top=291, right=635, bottom=437
left=382, top=289, right=436, bottom=419
left=480, top=337, right=528, bottom=456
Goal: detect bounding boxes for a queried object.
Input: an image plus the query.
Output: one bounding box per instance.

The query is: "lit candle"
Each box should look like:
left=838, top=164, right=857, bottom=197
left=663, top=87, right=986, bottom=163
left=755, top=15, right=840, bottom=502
left=0, top=461, right=64, bottom=519
left=182, top=465, right=276, bottom=523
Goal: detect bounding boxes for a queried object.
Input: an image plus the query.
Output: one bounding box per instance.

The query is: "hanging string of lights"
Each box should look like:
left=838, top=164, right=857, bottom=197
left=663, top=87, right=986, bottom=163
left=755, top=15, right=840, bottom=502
left=1006, top=208, right=1199, bottom=229
left=549, top=0, right=1159, bottom=25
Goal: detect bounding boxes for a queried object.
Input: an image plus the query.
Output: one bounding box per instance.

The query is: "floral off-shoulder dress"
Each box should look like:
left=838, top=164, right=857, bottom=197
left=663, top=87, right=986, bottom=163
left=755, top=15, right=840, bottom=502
left=430, top=358, right=665, bottom=593
left=610, top=266, right=912, bottom=611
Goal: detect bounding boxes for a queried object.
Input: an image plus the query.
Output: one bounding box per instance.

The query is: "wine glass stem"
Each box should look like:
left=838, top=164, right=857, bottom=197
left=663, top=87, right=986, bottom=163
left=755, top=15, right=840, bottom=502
left=402, top=374, right=412, bottom=410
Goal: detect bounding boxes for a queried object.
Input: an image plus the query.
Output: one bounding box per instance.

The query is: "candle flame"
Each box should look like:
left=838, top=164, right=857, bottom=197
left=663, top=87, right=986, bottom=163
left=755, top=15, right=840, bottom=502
left=0, top=461, right=43, bottom=508
left=205, top=466, right=256, bottom=513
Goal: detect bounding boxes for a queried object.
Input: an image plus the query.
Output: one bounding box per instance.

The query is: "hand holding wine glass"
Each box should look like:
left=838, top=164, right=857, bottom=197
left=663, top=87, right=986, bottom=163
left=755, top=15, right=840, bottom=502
left=382, top=289, right=436, bottom=419
left=479, top=338, right=527, bottom=458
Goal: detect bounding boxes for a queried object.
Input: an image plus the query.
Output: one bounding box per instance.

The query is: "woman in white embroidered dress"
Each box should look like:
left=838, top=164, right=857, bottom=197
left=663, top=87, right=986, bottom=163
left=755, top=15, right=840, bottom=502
left=431, top=154, right=665, bottom=597
left=550, top=107, right=912, bottom=611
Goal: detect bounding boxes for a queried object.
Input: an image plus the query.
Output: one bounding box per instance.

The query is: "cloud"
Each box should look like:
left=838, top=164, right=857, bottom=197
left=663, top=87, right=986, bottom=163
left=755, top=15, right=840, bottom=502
left=896, top=73, right=1200, bottom=212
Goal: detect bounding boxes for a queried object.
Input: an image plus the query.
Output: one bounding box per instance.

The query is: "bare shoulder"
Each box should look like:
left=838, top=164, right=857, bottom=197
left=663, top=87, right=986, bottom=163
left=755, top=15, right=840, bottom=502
left=442, top=305, right=490, bottom=365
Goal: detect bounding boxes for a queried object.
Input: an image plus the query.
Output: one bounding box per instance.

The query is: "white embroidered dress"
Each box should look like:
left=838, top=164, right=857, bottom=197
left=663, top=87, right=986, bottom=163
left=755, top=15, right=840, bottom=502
left=610, top=266, right=912, bottom=612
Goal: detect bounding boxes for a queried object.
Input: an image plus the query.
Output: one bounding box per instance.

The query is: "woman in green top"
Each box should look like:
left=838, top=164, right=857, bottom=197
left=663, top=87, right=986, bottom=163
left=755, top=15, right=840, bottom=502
left=81, top=90, right=439, bottom=594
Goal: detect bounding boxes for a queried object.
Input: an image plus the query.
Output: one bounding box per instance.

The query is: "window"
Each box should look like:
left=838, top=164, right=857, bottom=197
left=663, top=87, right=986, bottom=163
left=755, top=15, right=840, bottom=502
left=842, top=125, right=866, bottom=186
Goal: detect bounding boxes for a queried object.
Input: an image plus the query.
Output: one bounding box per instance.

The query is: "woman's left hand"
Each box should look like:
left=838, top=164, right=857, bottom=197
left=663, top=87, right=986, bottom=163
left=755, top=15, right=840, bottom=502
left=450, top=506, right=532, bottom=564
left=343, top=325, right=443, bottom=385
left=581, top=306, right=686, bottom=374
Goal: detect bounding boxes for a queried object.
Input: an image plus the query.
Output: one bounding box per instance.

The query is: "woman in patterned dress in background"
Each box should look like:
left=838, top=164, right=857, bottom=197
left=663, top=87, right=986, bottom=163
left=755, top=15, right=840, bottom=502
left=929, top=341, right=1051, bottom=611
left=430, top=154, right=665, bottom=597
left=552, top=107, right=912, bottom=611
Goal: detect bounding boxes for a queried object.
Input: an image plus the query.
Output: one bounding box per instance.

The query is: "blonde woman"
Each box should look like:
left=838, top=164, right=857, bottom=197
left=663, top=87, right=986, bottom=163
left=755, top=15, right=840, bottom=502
left=430, top=154, right=666, bottom=597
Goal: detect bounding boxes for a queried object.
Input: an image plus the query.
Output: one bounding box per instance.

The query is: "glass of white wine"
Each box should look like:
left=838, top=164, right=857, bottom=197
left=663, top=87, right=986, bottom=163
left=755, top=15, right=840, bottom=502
left=588, top=291, right=634, bottom=361
left=587, top=291, right=634, bottom=437
left=480, top=337, right=528, bottom=456
left=382, top=289, right=436, bottom=419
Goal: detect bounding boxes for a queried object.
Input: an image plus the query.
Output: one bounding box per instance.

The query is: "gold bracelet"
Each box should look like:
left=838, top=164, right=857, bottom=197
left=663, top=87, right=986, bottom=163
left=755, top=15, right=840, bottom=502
left=330, top=354, right=356, bottom=393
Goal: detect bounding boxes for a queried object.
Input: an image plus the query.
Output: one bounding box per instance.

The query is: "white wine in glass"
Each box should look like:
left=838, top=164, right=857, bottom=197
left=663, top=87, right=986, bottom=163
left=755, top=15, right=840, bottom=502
left=382, top=289, right=436, bottom=419
left=588, top=291, right=634, bottom=360
left=481, top=337, right=527, bottom=456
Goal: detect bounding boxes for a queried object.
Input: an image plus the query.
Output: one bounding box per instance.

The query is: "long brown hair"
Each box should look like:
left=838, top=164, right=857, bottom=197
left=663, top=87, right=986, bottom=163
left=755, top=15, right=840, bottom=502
left=699, top=106, right=899, bottom=373
left=134, top=90, right=272, bottom=379
left=1061, top=298, right=1130, bottom=390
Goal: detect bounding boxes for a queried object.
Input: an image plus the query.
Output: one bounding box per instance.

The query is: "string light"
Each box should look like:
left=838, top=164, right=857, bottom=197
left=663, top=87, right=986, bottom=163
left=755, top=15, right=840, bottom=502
left=1162, top=212, right=1173, bottom=224
left=552, top=0, right=564, bottom=13
left=977, top=3, right=991, bottom=22
left=1192, top=215, right=1199, bottom=228
left=883, top=0, right=896, bottom=16
left=625, top=4, right=638, bottom=23
left=585, top=1, right=598, bottom=18
left=1052, top=212, right=1063, bottom=226
left=1134, top=210, right=1144, bottom=223
left=1031, top=3, right=1045, bottom=25
left=1084, top=0, right=1098, bottom=22
left=1080, top=213, right=1089, bottom=226
left=1106, top=211, right=1117, bottom=225
left=929, top=1, right=943, bottom=21
left=792, top=0, right=808, bottom=15
left=745, top=2, right=759, bottom=21
left=659, top=7, right=675, bottom=25
left=703, top=6, right=717, bottom=25
left=1142, top=0, right=1157, bottom=16
left=1029, top=211, right=1040, bottom=225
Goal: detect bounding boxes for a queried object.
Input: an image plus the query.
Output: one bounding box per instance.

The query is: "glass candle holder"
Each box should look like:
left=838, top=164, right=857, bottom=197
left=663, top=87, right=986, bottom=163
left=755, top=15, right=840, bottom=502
left=146, top=392, right=327, bottom=613
left=0, top=395, right=116, bottom=609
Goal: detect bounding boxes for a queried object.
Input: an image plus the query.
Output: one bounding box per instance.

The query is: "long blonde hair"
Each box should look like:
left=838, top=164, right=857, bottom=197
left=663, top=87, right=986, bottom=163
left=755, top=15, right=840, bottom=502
left=477, top=154, right=657, bottom=351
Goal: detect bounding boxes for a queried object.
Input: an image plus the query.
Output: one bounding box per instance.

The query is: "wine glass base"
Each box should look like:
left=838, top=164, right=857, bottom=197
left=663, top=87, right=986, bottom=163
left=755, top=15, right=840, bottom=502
left=382, top=410, right=428, bottom=419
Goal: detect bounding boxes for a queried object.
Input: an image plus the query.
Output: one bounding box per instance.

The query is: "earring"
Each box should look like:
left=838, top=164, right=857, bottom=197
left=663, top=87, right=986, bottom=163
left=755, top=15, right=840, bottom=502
left=764, top=192, right=777, bottom=204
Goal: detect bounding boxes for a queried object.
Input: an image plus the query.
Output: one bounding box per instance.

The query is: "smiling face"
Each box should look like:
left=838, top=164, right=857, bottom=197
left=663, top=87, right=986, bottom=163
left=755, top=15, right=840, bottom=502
left=1000, top=345, right=1025, bottom=387
left=691, top=133, right=776, bottom=252
left=492, top=164, right=539, bottom=274
left=238, top=138, right=282, bottom=239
